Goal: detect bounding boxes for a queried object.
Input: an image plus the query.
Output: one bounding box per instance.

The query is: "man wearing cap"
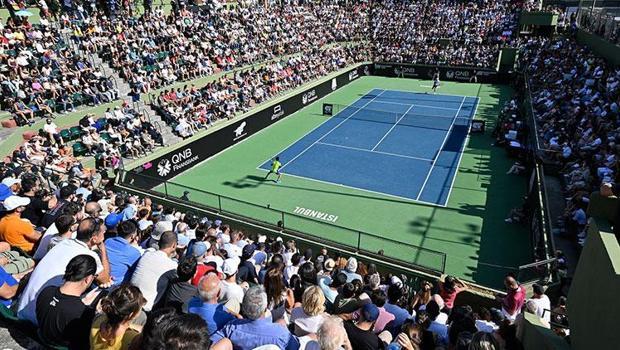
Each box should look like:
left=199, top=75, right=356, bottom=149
left=343, top=303, right=386, bottom=350
left=343, top=257, right=362, bottom=283
left=0, top=196, right=42, bottom=254
left=190, top=242, right=219, bottom=285
left=236, top=244, right=258, bottom=285
left=105, top=220, right=142, bottom=285
left=1, top=177, right=21, bottom=196
left=219, top=258, right=245, bottom=314
left=141, top=221, right=174, bottom=250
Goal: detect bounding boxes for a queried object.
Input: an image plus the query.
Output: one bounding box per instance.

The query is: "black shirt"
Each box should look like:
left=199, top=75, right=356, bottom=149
left=40, top=199, right=68, bottom=228
left=236, top=260, right=258, bottom=284
left=36, top=286, right=95, bottom=349
left=344, top=320, right=385, bottom=350
left=156, top=272, right=199, bottom=313
left=21, top=194, right=48, bottom=227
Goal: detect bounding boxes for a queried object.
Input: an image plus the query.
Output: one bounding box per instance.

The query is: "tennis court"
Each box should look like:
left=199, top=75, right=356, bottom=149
left=154, top=76, right=531, bottom=288
left=259, top=89, right=479, bottom=206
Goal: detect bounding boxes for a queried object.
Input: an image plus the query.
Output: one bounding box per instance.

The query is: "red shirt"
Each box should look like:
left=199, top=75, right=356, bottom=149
left=502, top=285, right=526, bottom=316
left=191, top=264, right=221, bottom=286
left=439, top=284, right=464, bottom=309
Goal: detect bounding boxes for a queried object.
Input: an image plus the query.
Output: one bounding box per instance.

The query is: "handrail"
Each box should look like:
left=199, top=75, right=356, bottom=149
left=121, top=169, right=447, bottom=274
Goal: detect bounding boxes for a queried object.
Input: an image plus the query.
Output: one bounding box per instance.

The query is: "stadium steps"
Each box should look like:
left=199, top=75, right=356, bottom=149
left=89, top=53, right=182, bottom=147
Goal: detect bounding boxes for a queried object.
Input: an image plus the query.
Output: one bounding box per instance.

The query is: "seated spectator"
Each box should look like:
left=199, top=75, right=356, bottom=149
left=130, top=230, right=178, bottom=311
left=17, top=217, right=111, bottom=324
left=343, top=303, right=385, bottom=350
left=137, top=312, right=213, bottom=349
left=438, top=275, right=467, bottom=312
left=90, top=284, right=147, bottom=350
left=188, top=273, right=236, bottom=336
left=290, top=285, right=327, bottom=336
left=155, top=256, right=199, bottom=313
left=211, top=286, right=300, bottom=350
left=218, top=258, right=245, bottom=314
left=36, top=255, right=99, bottom=349
left=0, top=265, right=19, bottom=307
left=0, top=195, right=42, bottom=254
left=343, top=257, right=362, bottom=282
left=105, top=220, right=142, bottom=285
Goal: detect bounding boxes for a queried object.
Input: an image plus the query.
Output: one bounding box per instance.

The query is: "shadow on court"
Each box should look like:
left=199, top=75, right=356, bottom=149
left=222, top=175, right=444, bottom=207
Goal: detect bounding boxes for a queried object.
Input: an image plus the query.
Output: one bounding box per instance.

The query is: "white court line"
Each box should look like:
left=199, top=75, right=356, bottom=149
left=416, top=96, right=466, bottom=201
left=316, top=142, right=433, bottom=162
left=371, top=104, right=415, bottom=151
left=372, top=99, right=460, bottom=111
left=443, top=97, right=480, bottom=206
left=280, top=90, right=386, bottom=171
left=384, top=87, right=478, bottom=99
left=254, top=167, right=446, bottom=207
left=257, top=88, right=381, bottom=169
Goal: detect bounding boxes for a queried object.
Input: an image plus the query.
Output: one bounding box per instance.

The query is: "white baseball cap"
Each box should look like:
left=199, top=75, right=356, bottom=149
left=222, top=258, right=238, bottom=276
left=3, top=195, right=30, bottom=211
left=1, top=177, right=21, bottom=188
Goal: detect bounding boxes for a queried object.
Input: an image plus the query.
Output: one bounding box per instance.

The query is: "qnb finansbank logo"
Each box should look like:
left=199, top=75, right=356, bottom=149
left=156, top=148, right=198, bottom=177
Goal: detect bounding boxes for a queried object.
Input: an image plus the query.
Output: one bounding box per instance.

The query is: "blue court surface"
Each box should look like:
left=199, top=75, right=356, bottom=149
left=259, top=89, right=479, bottom=206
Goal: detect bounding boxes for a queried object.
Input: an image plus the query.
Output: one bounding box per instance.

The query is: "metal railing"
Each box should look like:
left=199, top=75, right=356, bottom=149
left=520, top=71, right=557, bottom=283
left=120, top=170, right=447, bottom=275
left=577, top=7, right=620, bottom=45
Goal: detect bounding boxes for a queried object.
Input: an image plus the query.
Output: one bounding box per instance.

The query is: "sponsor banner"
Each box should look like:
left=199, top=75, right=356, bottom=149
left=372, top=62, right=504, bottom=84
left=127, top=65, right=368, bottom=188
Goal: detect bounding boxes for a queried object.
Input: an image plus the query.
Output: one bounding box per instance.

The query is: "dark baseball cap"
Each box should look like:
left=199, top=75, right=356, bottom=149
left=361, top=303, right=380, bottom=322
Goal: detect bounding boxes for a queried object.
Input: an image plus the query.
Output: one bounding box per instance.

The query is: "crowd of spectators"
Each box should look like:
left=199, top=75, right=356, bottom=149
left=0, top=162, right=568, bottom=349
left=152, top=45, right=369, bottom=137
left=0, top=14, right=119, bottom=124
left=371, top=0, right=522, bottom=67
left=71, top=1, right=369, bottom=94
left=520, top=36, right=620, bottom=245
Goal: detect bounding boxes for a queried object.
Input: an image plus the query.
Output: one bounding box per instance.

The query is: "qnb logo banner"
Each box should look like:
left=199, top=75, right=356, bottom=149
left=233, top=121, right=247, bottom=140
left=156, top=148, right=199, bottom=177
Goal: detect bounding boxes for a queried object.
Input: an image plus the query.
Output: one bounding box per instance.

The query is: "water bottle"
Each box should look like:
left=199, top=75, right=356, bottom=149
left=387, top=343, right=401, bottom=350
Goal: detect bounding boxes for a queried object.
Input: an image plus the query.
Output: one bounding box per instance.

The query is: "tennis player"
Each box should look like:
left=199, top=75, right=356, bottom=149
left=431, top=71, right=441, bottom=93
left=264, top=156, right=283, bottom=183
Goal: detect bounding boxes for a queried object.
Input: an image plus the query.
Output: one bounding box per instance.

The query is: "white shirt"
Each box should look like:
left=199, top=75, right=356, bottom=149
left=32, top=223, right=59, bottom=261
left=17, top=239, right=103, bottom=324
left=224, top=242, right=242, bottom=259
left=530, top=295, right=551, bottom=322
left=218, top=279, right=244, bottom=311
left=43, top=122, right=58, bottom=134
left=130, top=250, right=177, bottom=311
left=475, top=319, right=499, bottom=333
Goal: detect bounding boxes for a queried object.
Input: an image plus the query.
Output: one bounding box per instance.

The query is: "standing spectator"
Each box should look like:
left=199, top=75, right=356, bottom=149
left=383, top=283, right=411, bottom=332
left=496, top=275, right=526, bottom=322
left=130, top=231, right=178, bottom=311
left=36, top=255, right=99, bottom=349
left=528, top=284, right=551, bottom=323
left=211, top=286, right=300, bottom=350
left=90, top=284, right=147, bottom=350
left=188, top=273, right=236, bottom=336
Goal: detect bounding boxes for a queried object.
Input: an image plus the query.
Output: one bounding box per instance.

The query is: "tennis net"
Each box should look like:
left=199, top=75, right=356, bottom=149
left=324, top=103, right=471, bottom=132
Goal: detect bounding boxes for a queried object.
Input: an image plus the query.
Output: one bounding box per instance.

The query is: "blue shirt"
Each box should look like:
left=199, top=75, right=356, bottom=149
left=0, top=266, right=17, bottom=306
left=384, top=302, right=411, bottom=330
left=187, top=298, right=235, bottom=335
left=105, top=237, right=141, bottom=284
left=211, top=317, right=300, bottom=350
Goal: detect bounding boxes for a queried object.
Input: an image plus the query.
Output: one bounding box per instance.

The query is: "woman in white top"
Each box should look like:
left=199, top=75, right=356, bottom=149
left=290, top=286, right=327, bottom=337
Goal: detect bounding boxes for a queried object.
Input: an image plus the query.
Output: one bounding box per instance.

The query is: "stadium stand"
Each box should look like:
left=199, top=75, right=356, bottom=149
left=1, top=0, right=619, bottom=349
